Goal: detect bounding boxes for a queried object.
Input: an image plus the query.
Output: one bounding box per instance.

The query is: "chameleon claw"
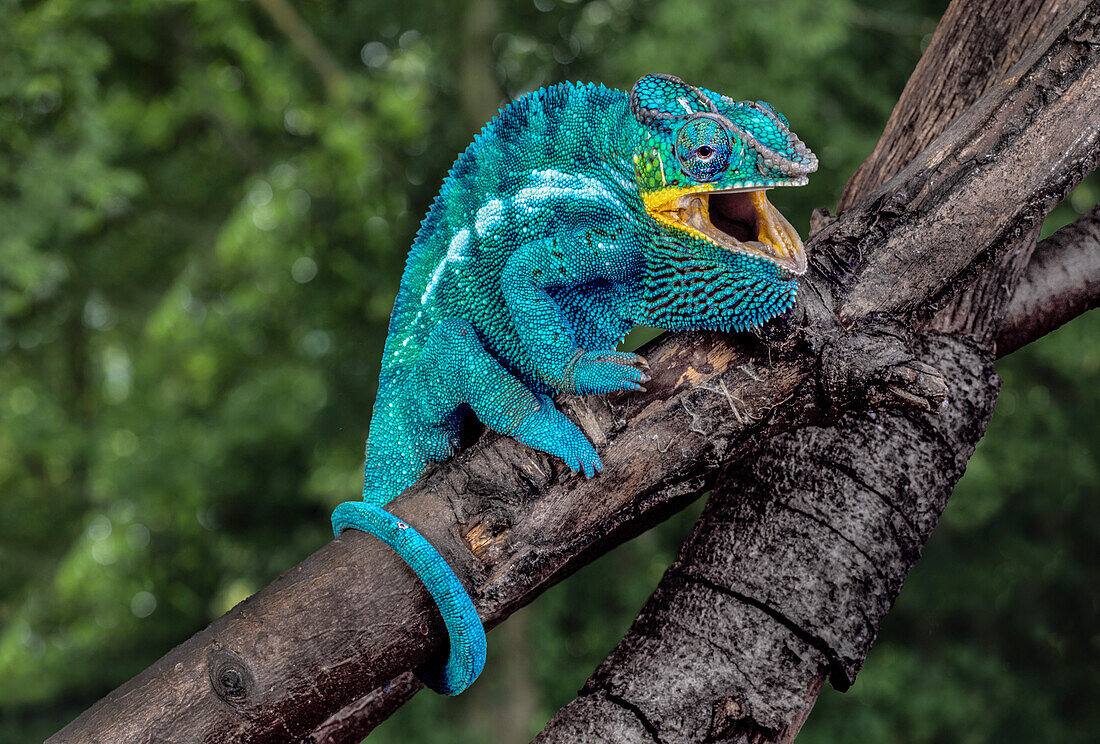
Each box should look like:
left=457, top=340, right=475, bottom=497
left=582, top=454, right=604, bottom=478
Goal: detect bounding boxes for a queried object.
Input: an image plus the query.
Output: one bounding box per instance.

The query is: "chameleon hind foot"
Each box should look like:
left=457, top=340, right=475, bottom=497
left=514, top=393, right=603, bottom=477
left=331, top=501, right=486, bottom=695
left=418, top=318, right=604, bottom=477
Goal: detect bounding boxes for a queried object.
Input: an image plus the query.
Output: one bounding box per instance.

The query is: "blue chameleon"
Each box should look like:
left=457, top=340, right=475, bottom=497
left=332, top=74, right=817, bottom=695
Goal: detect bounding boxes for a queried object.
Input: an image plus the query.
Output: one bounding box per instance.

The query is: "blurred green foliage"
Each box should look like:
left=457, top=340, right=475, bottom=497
left=0, top=1, right=1095, bottom=742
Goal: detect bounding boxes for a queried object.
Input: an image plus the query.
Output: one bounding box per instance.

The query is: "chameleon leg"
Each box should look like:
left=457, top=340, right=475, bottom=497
left=501, top=233, right=651, bottom=395
left=419, top=318, right=603, bottom=477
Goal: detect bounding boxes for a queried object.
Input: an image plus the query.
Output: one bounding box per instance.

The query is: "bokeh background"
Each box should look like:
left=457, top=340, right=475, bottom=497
left=1, top=0, right=1097, bottom=742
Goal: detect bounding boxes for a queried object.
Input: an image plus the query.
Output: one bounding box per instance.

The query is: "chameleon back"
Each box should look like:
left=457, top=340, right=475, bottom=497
left=380, top=82, right=646, bottom=394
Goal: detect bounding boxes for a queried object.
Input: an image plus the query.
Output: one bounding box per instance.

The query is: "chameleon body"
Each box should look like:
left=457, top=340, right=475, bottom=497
left=332, top=74, right=817, bottom=694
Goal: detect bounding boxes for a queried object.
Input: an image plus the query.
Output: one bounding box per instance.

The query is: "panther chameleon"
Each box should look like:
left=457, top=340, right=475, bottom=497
left=331, top=73, right=817, bottom=695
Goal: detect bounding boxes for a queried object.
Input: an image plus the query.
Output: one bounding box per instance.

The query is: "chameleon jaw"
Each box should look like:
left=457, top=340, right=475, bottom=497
left=645, top=185, right=808, bottom=275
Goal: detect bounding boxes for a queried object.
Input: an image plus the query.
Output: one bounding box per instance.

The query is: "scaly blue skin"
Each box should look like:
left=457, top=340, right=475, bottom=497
left=332, top=74, right=817, bottom=694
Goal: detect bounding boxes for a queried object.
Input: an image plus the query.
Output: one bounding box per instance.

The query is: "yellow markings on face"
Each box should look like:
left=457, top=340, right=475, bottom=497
left=633, top=148, right=669, bottom=190
left=642, top=184, right=717, bottom=243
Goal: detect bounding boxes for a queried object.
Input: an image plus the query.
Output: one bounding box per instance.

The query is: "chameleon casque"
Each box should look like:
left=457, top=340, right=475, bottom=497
left=331, top=73, right=817, bottom=695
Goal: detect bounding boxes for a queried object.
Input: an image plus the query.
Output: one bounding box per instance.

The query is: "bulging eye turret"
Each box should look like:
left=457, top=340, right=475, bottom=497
left=675, top=115, right=738, bottom=182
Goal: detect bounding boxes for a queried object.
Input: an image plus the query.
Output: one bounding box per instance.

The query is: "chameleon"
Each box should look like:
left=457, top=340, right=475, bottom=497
left=332, top=73, right=816, bottom=695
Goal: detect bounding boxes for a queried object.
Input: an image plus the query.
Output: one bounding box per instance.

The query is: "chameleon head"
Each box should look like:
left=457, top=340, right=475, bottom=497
left=630, top=74, right=817, bottom=276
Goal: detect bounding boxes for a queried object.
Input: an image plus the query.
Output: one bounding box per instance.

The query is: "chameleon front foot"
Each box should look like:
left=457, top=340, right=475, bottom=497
left=332, top=501, right=486, bottom=695
left=565, top=350, right=651, bottom=395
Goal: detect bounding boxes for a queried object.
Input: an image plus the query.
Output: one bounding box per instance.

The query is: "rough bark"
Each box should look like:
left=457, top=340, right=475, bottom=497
left=837, top=0, right=1081, bottom=213
left=48, top=1, right=1100, bottom=742
left=813, top=0, right=1098, bottom=325
left=309, top=672, right=422, bottom=744
left=535, top=336, right=999, bottom=744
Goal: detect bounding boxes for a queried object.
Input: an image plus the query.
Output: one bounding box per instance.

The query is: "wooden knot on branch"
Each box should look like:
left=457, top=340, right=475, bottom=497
left=818, top=321, right=949, bottom=415
left=707, top=694, right=751, bottom=741
left=207, top=644, right=255, bottom=707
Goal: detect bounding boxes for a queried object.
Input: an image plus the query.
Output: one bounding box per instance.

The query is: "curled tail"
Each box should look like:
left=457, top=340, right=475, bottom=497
left=331, top=501, right=486, bottom=694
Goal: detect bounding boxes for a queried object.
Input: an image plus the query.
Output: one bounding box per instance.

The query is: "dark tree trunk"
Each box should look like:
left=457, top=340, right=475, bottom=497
left=47, top=1, right=1099, bottom=742
left=534, top=336, right=999, bottom=744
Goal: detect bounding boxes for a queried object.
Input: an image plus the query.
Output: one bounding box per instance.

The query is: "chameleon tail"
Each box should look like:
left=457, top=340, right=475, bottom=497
left=331, top=500, right=486, bottom=695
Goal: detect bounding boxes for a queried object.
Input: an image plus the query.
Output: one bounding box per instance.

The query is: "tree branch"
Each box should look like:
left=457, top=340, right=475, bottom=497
left=47, top=1, right=1100, bottom=742
left=535, top=336, right=999, bottom=744
left=811, top=0, right=1099, bottom=325
left=837, top=0, right=1083, bottom=213
left=996, top=204, right=1100, bottom=355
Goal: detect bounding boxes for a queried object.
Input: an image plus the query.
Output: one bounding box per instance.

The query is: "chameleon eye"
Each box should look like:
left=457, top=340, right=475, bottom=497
left=675, top=116, right=733, bottom=182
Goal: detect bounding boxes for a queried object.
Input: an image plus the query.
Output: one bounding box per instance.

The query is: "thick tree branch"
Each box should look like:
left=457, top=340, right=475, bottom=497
left=812, top=0, right=1099, bottom=324
left=48, top=1, right=1100, bottom=742
left=996, top=204, right=1100, bottom=355
left=837, top=0, right=1082, bottom=213
left=535, top=336, right=999, bottom=744
left=833, top=0, right=1093, bottom=344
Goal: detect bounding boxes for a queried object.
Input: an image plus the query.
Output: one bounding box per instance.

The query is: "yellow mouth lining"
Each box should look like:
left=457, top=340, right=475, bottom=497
left=643, top=185, right=808, bottom=275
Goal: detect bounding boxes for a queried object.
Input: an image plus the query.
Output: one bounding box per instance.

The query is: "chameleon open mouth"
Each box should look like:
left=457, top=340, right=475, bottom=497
left=649, top=187, right=808, bottom=275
